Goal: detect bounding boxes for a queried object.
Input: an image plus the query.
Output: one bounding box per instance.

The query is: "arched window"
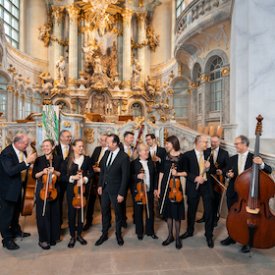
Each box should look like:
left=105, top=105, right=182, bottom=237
left=172, top=78, right=189, bottom=119
left=0, top=0, right=20, bottom=48
left=209, top=56, right=223, bottom=111
left=0, top=74, right=8, bottom=117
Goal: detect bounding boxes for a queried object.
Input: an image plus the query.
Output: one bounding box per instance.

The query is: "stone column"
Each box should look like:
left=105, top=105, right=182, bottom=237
left=230, top=0, right=275, bottom=154
left=6, top=86, right=14, bottom=122
left=52, top=6, right=65, bottom=81
left=137, top=13, right=146, bottom=83
left=67, top=5, right=80, bottom=88
left=122, top=10, right=132, bottom=87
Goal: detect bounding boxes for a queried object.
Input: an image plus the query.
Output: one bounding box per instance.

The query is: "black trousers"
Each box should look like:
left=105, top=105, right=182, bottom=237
left=186, top=191, right=213, bottom=238
left=101, top=187, right=122, bottom=235
left=67, top=184, right=85, bottom=237
left=85, top=177, right=101, bottom=225
left=0, top=196, right=21, bottom=242
left=134, top=192, right=154, bottom=236
left=35, top=183, right=60, bottom=243
left=58, top=180, right=68, bottom=226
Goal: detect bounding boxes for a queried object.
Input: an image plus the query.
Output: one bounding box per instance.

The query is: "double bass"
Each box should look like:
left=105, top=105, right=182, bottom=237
left=226, top=115, right=275, bottom=249
left=21, top=141, right=37, bottom=216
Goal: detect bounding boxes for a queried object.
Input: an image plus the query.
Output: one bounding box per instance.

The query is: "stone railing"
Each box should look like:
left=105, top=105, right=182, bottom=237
left=1, top=116, right=274, bottom=170
left=176, top=0, right=232, bottom=42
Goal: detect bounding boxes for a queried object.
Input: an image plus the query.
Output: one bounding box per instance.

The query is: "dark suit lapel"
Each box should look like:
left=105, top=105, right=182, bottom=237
left=106, top=150, right=122, bottom=170
left=192, top=150, right=200, bottom=173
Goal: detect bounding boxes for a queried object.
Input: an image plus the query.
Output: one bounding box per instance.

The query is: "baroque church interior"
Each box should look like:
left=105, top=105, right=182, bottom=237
left=0, top=0, right=275, bottom=274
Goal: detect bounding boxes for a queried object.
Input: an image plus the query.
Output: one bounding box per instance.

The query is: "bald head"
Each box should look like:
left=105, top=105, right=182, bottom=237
left=13, top=133, right=29, bottom=151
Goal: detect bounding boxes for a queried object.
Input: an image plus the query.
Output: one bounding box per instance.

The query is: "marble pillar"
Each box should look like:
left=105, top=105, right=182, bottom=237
left=122, top=10, right=132, bottom=87
left=137, top=13, right=146, bottom=82
left=230, top=0, right=275, bottom=154
left=52, top=6, right=64, bottom=81
left=67, top=5, right=80, bottom=88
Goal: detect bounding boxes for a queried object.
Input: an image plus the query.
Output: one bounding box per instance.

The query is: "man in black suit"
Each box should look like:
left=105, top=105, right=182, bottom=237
left=83, top=133, right=108, bottom=231
left=145, top=133, right=166, bottom=178
left=197, top=135, right=229, bottom=226
left=0, top=133, right=36, bottom=250
left=120, top=131, right=135, bottom=228
left=221, top=135, right=272, bottom=253
left=95, top=134, right=130, bottom=246
left=55, top=130, right=72, bottom=227
left=180, top=135, right=215, bottom=248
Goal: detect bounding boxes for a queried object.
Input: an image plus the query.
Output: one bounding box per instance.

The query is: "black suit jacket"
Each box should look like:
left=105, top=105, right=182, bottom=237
left=61, top=155, right=94, bottom=183
left=183, top=149, right=213, bottom=198
left=149, top=146, right=166, bottom=174
left=99, top=149, right=130, bottom=197
left=205, top=147, right=230, bottom=176
left=0, top=144, right=29, bottom=202
left=226, top=152, right=272, bottom=198
left=131, top=158, right=157, bottom=193
left=90, top=146, right=102, bottom=166
left=55, top=144, right=71, bottom=160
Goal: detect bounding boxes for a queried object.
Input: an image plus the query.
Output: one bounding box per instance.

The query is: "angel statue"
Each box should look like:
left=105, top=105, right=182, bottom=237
left=56, top=56, right=66, bottom=87
left=131, top=58, right=142, bottom=90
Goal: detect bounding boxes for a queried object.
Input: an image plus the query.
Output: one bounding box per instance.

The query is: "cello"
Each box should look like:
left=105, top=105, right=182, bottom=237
left=226, top=115, right=275, bottom=249
left=21, top=141, right=37, bottom=216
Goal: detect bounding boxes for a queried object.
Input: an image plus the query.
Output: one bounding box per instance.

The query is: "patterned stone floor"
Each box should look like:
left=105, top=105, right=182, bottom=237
left=0, top=209, right=275, bottom=275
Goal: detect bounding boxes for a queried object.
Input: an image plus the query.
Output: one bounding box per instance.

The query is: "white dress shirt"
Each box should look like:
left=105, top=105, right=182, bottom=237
left=106, top=147, right=120, bottom=167
left=12, top=144, right=28, bottom=166
left=139, top=159, right=150, bottom=191
left=69, top=155, right=88, bottom=184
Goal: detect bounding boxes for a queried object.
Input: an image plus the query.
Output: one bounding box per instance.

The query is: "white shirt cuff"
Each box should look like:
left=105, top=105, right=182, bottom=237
left=69, top=176, right=74, bottom=183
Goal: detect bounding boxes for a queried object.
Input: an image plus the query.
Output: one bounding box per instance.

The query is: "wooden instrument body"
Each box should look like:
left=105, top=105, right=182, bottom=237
left=72, top=173, right=86, bottom=209
left=168, top=176, right=183, bottom=202
left=40, top=171, right=58, bottom=201
left=227, top=168, right=275, bottom=248
left=135, top=182, right=147, bottom=205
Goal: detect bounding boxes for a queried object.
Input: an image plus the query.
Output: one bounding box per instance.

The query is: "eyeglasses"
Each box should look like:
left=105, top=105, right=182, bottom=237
left=234, top=142, right=243, bottom=146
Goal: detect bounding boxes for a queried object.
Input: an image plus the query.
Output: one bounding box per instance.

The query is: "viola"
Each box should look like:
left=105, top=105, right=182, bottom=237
left=168, top=163, right=183, bottom=203
left=212, top=161, right=225, bottom=194
left=226, top=115, right=275, bottom=249
left=21, top=141, right=37, bottom=216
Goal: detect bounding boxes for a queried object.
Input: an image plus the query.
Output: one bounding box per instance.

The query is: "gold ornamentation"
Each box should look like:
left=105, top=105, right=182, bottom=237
left=67, top=5, right=80, bottom=22
left=146, top=26, right=160, bottom=52
left=38, top=23, right=52, bottom=47
left=7, top=85, right=14, bottom=93
left=221, top=66, right=230, bottom=77
left=52, top=6, right=65, bottom=25
left=84, top=128, right=94, bottom=144
left=63, top=121, right=71, bottom=128
left=200, top=74, right=209, bottom=83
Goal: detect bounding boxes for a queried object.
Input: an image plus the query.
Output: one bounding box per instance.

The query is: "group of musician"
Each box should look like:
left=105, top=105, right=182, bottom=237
left=0, top=129, right=272, bottom=253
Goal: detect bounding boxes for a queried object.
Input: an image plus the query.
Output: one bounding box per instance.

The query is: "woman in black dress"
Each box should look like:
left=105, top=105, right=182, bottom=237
left=156, top=135, right=187, bottom=249
left=33, top=139, right=62, bottom=250
left=131, top=143, right=158, bottom=240
left=62, top=139, right=93, bottom=248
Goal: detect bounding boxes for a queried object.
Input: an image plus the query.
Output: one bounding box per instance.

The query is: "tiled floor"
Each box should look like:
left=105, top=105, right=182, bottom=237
left=0, top=210, right=274, bottom=275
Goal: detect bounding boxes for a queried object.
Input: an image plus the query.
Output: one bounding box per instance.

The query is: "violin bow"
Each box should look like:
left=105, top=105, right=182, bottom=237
left=160, top=165, right=173, bottom=215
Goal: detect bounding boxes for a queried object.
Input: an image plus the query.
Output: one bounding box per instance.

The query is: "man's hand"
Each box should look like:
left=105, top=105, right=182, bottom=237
left=227, top=169, right=234, bottom=178
left=154, top=189, right=159, bottom=198
left=93, top=166, right=100, bottom=173
left=117, top=194, right=124, bottom=203
left=195, top=176, right=205, bottom=185
left=253, top=156, right=263, bottom=165
left=98, top=187, right=102, bottom=195
left=216, top=169, right=222, bottom=176
left=26, top=152, right=36, bottom=164
left=171, top=169, right=177, bottom=176
left=204, top=160, right=210, bottom=169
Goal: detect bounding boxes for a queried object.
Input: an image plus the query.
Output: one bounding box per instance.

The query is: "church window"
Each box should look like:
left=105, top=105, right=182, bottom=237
left=176, top=0, right=185, bottom=18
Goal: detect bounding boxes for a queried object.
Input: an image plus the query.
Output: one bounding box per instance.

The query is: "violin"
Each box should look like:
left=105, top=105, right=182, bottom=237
left=40, top=155, right=58, bottom=216
left=135, top=168, right=150, bottom=217
left=21, top=141, right=37, bottom=216
left=72, top=170, right=86, bottom=223
left=212, top=161, right=225, bottom=194
left=72, top=170, right=87, bottom=209
left=135, top=168, right=147, bottom=205
left=168, top=163, right=183, bottom=202
left=226, top=115, right=275, bottom=249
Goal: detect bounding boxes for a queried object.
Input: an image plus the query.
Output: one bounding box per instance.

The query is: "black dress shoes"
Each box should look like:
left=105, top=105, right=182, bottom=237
left=14, top=231, right=31, bottom=238
left=95, top=234, right=108, bottom=246
left=207, top=237, right=214, bottom=248
left=220, top=236, right=236, bottom=246
left=2, top=240, right=19, bottom=250
left=241, top=245, right=251, bottom=253
left=77, top=235, right=87, bottom=245
left=147, top=233, right=158, bottom=240
left=68, top=237, right=76, bottom=248
left=39, top=242, right=50, bottom=250
left=175, top=238, right=182, bottom=249
left=162, top=236, right=174, bottom=246
left=137, top=235, right=143, bottom=240
left=180, top=232, right=193, bottom=240
left=83, top=223, right=92, bottom=231
left=196, top=217, right=205, bottom=223
left=116, top=233, right=124, bottom=246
